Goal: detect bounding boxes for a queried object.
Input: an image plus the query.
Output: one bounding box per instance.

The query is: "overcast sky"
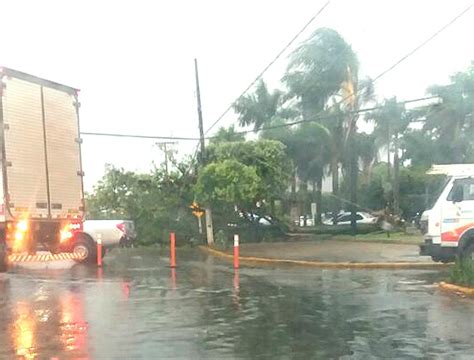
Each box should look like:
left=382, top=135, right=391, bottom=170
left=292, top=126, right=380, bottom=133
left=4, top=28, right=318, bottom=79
left=1, top=0, right=473, bottom=191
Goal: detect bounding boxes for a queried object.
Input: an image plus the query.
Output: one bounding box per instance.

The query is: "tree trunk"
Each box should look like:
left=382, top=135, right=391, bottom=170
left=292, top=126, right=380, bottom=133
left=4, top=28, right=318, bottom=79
left=291, top=166, right=297, bottom=195
left=349, top=135, right=358, bottom=235
left=393, top=134, right=400, bottom=216
left=316, top=173, right=323, bottom=225
left=330, top=156, right=340, bottom=224
left=300, top=178, right=308, bottom=226
left=387, top=119, right=391, bottom=181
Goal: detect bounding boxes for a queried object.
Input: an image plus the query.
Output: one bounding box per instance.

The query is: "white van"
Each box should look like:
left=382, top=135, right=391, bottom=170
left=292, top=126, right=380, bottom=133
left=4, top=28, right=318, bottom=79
left=420, top=164, right=474, bottom=262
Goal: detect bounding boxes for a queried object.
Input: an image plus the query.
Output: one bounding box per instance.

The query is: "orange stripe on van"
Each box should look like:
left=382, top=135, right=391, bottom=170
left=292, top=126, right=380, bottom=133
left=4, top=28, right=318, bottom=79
left=441, top=222, right=474, bottom=242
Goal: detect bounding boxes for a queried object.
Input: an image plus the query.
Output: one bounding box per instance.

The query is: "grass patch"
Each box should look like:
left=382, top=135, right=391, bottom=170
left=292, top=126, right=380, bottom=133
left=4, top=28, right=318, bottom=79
left=449, top=259, right=474, bottom=287
left=290, top=231, right=423, bottom=245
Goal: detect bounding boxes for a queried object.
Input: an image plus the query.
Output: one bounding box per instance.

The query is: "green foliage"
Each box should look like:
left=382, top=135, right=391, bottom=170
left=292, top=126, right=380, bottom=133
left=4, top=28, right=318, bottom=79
left=367, top=97, right=410, bottom=145
left=233, top=80, right=285, bottom=130
left=195, top=159, right=260, bottom=207
left=401, top=130, right=437, bottom=167
left=403, top=61, right=474, bottom=165
left=449, top=259, right=474, bottom=287
left=205, top=139, right=292, bottom=203
left=86, top=163, right=199, bottom=246
left=284, top=27, right=359, bottom=113
left=87, top=35, right=474, bottom=241
left=209, top=125, right=245, bottom=145
left=339, top=163, right=446, bottom=219
left=196, top=139, right=291, bottom=237
left=85, top=165, right=139, bottom=219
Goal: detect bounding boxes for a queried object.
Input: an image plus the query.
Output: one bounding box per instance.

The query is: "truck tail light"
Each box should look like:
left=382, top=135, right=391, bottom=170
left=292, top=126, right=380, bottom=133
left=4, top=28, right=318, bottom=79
left=116, top=223, right=126, bottom=234
left=9, top=219, right=29, bottom=251
left=17, top=220, right=28, bottom=232
left=68, top=221, right=83, bottom=231
left=60, top=220, right=83, bottom=243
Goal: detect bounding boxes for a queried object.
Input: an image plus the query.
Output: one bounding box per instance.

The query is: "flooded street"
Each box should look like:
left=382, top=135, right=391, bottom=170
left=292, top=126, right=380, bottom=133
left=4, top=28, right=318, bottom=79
left=1, top=248, right=473, bottom=359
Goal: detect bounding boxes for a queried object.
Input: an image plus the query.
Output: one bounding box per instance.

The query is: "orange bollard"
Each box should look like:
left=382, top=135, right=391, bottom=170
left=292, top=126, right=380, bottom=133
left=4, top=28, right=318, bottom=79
left=170, top=268, right=177, bottom=290
left=233, top=234, right=239, bottom=269
left=170, top=232, right=176, bottom=268
left=97, top=236, right=102, bottom=267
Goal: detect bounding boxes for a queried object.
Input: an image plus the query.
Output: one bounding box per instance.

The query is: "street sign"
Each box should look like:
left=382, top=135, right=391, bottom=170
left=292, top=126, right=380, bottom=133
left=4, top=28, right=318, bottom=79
left=190, top=202, right=205, bottom=218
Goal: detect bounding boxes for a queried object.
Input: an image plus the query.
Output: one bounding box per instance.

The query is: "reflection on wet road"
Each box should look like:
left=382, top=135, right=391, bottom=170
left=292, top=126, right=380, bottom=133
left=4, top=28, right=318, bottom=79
left=0, top=248, right=473, bottom=359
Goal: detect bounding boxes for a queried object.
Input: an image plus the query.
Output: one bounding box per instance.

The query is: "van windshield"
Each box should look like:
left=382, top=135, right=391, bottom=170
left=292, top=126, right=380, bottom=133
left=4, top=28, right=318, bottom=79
left=447, top=177, right=474, bottom=201
left=426, top=175, right=450, bottom=209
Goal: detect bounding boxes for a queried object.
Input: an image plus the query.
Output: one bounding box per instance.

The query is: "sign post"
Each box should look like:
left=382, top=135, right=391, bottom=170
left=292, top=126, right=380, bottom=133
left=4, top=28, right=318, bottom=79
left=190, top=202, right=205, bottom=234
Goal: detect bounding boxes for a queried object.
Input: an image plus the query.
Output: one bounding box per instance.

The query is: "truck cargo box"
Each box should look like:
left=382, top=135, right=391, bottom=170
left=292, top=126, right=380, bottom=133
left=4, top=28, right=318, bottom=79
left=0, top=67, right=84, bottom=221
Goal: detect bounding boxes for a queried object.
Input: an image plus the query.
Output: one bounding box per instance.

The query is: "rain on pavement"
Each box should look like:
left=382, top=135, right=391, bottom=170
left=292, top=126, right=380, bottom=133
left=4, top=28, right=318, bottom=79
left=0, top=248, right=473, bottom=359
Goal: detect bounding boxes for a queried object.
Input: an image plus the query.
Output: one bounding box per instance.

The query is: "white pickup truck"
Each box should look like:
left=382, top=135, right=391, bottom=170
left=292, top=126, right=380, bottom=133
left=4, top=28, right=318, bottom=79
left=79, top=220, right=136, bottom=260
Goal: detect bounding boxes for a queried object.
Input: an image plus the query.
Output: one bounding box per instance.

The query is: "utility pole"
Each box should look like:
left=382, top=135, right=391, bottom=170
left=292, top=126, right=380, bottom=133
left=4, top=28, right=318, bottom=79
left=195, top=59, right=206, bottom=164
left=194, top=58, right=214, bottom=244
left=349, top=120, right=358, bottom=236
left=156, top=141, right=176, bottom=175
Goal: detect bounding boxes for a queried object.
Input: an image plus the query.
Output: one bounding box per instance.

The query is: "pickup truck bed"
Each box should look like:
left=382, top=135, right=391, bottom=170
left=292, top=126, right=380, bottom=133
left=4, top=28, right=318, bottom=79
left=83, top=220, right=136, bottom=248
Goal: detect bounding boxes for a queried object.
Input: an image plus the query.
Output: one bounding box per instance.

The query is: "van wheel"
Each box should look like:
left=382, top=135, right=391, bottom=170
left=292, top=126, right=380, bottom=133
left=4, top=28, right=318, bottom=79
left=461, top=243, right=474, bottom=261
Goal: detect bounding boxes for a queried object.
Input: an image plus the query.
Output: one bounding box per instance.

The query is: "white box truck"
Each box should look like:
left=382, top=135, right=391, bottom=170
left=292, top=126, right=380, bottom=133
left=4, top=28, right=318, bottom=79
left=420, top=164, right=474, bottom=262
left=0, top=68, right=96, bottom=271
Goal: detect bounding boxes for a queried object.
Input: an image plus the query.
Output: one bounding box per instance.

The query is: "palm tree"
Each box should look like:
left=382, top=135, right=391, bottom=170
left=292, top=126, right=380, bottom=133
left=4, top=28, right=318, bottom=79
left=209, top=125, right=245, bottom=144
left=284, top=28, right=373, bottom=224
left=367, top=97, right=410, bottom=214
left=423, top=64, right=474, bottom=163
left=233, top=80, right=285, bottom=131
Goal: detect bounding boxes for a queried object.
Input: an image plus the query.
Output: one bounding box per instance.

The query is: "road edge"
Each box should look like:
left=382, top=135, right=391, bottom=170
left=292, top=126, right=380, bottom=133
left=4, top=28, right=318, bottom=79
left=439, top=281, right=474, bottom=297
left=199, top=246, right=447, bottom=269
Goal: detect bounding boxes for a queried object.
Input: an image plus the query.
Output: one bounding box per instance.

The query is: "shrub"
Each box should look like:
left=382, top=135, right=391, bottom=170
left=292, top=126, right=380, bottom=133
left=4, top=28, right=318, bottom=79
left=449, top=259, right=474, bottom=287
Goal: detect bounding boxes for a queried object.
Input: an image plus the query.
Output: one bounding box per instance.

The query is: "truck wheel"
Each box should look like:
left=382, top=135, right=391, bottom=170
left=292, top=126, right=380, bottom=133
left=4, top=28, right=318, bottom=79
left=49, top=243, right=60, bottom=254
left=0, top=249, right=8, bottom=272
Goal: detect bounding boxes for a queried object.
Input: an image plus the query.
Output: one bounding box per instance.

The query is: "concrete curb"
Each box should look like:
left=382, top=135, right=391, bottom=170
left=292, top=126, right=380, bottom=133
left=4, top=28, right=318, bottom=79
left=439, top=281, right=474, bottom=297
left=199, top=246, right=447, bottom=269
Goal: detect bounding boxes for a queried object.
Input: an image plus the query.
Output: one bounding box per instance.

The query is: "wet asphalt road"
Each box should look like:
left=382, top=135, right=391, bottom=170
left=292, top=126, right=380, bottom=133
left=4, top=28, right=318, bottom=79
left=0, top=248, right=473, bottom=359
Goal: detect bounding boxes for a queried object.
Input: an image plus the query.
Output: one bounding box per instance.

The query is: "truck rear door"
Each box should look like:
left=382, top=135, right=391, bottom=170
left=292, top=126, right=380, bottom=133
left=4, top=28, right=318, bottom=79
left=2, top=76, right=50, bottom=218
left=43, top=86, right=83, bottom=218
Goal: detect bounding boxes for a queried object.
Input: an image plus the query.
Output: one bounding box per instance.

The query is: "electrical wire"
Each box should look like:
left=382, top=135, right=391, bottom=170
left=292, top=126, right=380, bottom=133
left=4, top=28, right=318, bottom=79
left=203, top=0, right=331, bottom=135
left=80, top=95, right=441, bottom=140
left=80, top=132, right=202, bottom=141
left=82, top=4, right=473, bottom=182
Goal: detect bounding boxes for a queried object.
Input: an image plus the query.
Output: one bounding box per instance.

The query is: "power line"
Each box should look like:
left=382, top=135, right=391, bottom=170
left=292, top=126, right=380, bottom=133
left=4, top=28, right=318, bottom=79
left=310, top=3, right=474, bottom=133
left=206, top=3, right=472, bottom=146
left=79, top=95, right=442, bottom=141
left=82, top=6, right=472, bottom=147
left=80, top=132, right=202, bottom=141
left=232, top=95, right=442, bottom=136
left=372, top=4, right=473, bottom=84
left=203, top=0, right=331, bottom=135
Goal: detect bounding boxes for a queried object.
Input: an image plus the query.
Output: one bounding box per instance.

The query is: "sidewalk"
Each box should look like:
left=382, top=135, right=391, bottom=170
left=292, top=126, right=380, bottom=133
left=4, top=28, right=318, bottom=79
left=217, top=239, right=434, bottom=264
left=199, top=240, right=447, bottom=269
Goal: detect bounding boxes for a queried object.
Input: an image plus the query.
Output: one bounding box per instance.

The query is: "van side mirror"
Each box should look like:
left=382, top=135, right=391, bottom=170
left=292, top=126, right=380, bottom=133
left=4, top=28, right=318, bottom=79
left=452, top=185, right=463, bottom=203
